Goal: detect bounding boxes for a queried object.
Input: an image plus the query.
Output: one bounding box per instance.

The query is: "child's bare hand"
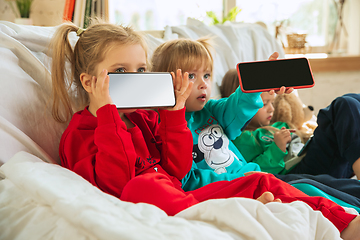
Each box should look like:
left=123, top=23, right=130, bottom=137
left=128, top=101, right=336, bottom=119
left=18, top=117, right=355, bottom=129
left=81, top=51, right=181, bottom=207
left=274, top=127, right=292, bottom=152
left=268, top=52, right=279, bottom=61
left=267, top=86, right=294, bottom=95
left=90, top=69, right=113, bottom=112
left=166, top=69, right=193, bottom=111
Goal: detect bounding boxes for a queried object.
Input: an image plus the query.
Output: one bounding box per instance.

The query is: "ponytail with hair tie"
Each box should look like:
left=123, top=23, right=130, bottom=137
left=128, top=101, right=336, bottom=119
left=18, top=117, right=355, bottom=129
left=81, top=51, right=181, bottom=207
left=76, top=28, right=85, bottom=37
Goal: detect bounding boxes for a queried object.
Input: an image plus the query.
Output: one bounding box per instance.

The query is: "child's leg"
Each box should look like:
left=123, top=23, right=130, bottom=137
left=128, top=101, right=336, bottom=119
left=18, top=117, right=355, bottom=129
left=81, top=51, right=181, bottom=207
left=289, top=93, right=360, bottom=178
left=275, top=173, right=360, bottom=198
left=190, top=173, right=357, bottom=232
left=254, top=173, right=357, bottom=232
left=120, top=172, right=199, bottom=216
left=340, top=215, right=360, bottom=240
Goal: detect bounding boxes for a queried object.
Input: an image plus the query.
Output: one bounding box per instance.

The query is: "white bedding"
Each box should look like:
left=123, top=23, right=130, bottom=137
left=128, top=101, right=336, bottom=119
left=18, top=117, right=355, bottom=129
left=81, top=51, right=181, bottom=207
left=0, top=151, right=341, bottom=240
left=0, top=20, right=341, bottom=239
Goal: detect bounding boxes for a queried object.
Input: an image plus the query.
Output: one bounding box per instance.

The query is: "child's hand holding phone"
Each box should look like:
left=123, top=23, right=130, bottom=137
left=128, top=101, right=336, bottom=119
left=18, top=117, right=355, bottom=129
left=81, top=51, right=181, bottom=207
left=166, top=69, right=193, bottom=111
left=87, top=69, right=114, bottom=115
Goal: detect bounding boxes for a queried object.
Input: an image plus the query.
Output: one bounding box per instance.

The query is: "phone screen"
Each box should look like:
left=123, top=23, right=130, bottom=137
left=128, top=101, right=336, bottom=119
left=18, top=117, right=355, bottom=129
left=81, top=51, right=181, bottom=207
left=108, top=72, right=175, bottom=108
left=237, top=58, right=315, bottom=93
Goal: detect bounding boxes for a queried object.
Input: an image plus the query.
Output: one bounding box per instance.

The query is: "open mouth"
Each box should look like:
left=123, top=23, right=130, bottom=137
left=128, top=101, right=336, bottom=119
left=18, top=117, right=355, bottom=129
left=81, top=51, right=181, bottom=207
left=197, top=94, right=206, bottom=101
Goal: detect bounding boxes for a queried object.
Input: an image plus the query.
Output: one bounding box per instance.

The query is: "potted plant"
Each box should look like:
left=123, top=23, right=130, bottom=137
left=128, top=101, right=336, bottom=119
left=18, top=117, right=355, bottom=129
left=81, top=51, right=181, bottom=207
left=6, top=0, right=34, bottom=25
left=206, top=6, right=242, bottom=25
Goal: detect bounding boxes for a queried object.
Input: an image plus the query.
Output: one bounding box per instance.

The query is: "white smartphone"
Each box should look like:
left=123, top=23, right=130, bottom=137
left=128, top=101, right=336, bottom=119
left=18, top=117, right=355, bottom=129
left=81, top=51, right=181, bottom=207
left=108, top=72, right=176, bottom=108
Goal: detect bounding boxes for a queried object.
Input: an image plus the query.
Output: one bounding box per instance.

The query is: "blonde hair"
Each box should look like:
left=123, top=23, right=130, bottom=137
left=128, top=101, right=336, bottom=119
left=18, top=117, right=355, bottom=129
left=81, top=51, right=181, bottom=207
left=49, top=19, right=148, bottom=123
left=220, top=68, right=239, bottom=98
left=151, top=38, right=214, bottom=74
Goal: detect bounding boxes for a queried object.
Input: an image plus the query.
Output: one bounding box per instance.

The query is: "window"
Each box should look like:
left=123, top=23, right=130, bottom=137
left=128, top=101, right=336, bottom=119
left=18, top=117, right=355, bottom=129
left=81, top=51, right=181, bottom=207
left=235, top=0, right=338, bottom=50
left=108, top=0, right=222, bottom=31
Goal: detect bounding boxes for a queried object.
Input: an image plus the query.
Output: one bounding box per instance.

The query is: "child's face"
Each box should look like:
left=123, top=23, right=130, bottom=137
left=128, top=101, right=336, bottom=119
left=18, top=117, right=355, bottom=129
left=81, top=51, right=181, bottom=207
left=96, top=43, right=147, bottom=75
left=184, top=64, right=212, bottom=112
left=95, top=43, right=147, bottom=113
left=249, top=92, right=275, bottom=128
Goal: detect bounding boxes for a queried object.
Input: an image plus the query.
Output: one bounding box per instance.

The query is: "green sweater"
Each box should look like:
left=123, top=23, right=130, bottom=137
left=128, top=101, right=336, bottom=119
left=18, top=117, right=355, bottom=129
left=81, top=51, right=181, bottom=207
left=233, top=122, right=304, bottom=174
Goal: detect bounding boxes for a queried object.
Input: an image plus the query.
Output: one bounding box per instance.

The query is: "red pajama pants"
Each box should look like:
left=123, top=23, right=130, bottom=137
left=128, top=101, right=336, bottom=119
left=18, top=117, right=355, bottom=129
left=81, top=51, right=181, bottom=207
left=120, top=172, right=356, bottom=232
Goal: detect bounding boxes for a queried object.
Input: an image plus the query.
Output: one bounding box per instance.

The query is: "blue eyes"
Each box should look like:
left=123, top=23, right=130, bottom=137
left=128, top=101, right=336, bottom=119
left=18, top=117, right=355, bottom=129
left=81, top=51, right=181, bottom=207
left=188, top=73, right=211, bottom=81
left=115, top=68, right=146, bottom=73
left=115, top=68, right=125, bottom=73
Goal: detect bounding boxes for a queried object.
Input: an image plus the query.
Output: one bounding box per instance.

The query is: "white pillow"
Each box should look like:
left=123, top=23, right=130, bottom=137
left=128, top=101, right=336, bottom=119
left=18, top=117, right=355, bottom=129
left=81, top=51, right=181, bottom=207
left=0, top=22, right=68, bottom=165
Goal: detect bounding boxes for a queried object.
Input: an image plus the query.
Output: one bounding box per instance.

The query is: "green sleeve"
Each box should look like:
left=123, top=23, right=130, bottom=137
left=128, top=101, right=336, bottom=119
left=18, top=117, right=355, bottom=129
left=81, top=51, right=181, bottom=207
left=233, top=131, right=287, bottom=174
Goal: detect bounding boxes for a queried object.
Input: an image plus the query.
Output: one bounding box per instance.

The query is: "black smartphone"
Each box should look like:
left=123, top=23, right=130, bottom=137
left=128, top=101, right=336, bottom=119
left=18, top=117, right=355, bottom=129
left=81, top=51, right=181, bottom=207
left=108, top=72, right=176, bottom=108
left=236, top=57, right=315, bottom=93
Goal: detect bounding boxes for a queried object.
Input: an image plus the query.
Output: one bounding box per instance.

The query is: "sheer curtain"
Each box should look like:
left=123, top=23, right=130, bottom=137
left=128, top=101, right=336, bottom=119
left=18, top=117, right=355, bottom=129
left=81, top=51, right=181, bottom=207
left=345, top=0, right=360, bottom=55
left=107, top=0, right=222, bottom=31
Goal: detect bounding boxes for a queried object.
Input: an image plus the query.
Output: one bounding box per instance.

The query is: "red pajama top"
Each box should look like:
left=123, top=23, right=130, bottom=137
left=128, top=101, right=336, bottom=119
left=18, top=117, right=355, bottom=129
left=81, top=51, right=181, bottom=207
left=59, top=104, right=193, bottom=198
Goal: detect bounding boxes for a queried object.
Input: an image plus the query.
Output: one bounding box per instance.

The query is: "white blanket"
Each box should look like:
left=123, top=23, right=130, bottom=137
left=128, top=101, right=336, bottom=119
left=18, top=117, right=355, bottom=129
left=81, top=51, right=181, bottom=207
left=0, top=151, right=341, bottom=240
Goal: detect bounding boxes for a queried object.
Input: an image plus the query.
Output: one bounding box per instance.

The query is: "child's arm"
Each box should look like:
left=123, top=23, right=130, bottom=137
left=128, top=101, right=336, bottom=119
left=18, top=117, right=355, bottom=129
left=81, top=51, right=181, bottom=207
left=208, top=52, right=293, bottom=141
left=233, top=130, right=287, bottom=174
left=207, top=88, right=263, bottom=140
left=158, top=108, right=193, bottom=180
left=61, top=104, right=138, bottom=199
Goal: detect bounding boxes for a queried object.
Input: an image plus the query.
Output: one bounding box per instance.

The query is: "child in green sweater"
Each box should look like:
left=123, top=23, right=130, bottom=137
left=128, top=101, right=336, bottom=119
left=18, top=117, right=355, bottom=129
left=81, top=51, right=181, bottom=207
left=233, top=91, right=304, bottom=174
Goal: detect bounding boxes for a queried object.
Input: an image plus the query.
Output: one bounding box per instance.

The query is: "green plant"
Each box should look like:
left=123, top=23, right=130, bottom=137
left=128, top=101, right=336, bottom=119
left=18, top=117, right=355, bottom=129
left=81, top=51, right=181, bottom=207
left=206, top=6, right=242, bottom=25
left=6, top=0, right=33, bottom=18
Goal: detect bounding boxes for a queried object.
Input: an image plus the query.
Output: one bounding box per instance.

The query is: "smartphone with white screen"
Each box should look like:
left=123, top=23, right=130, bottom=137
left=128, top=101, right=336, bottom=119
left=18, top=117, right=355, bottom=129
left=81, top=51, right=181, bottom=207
left=236, top=57, right=315, bottom=93
left=108, top=72, right=175, bottom=108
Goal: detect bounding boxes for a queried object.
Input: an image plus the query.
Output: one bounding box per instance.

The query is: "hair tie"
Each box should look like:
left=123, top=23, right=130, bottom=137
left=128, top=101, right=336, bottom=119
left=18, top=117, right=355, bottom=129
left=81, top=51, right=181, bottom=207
left=76, top=28, right=85, bottom=37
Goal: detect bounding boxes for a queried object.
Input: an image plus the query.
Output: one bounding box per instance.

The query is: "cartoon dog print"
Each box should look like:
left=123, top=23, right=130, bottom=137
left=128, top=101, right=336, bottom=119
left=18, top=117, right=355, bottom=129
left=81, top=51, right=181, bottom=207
left=196, top=124, right=237, bottom=174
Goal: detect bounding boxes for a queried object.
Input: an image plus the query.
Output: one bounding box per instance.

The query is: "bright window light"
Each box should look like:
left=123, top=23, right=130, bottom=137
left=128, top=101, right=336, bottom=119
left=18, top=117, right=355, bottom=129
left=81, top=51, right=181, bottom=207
left=108, top=0, right=222, bottom=30
left=235, top=0, right=337, bottom=47
left=285, top=53, right=328, bottom=59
